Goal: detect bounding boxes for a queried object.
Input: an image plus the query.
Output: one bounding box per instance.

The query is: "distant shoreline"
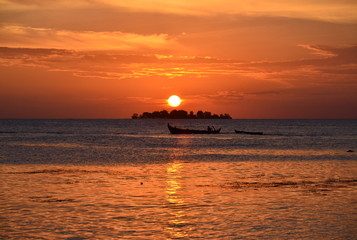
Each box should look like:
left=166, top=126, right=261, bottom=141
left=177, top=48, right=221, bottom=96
left=132, top=110, right=232, bottom=119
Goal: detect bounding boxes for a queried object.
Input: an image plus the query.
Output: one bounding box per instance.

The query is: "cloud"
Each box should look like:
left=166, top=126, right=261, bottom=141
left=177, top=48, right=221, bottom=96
left=2, top=0, right=357, bottom=25
left=0, top=25, right=176, bottom=51
left=0, top=44, right=356, bottom=100
left=1, top=44, right=356, bottom=84
left=298, top=44, right=337, bottom=57
left=243, top=45, right=357, bottom=70
left=0, top=47, right=239, bottom=79
left=100, top=0, right=357, bottom=23
left=248, top=90, right=282, bottom=96
left=1, top=4, right=355, bottom=62
left=317, top=65, right=357, bottom=75
left=197, top=91, right=245, bottom=103
left=0, top=0, right=93, bottom=10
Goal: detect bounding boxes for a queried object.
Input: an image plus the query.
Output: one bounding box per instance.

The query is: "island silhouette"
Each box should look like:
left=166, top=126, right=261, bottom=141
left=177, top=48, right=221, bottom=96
left=132, top=110, right=232, bottom=119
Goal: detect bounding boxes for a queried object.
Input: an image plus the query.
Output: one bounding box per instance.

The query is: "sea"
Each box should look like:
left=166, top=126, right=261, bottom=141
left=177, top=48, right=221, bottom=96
left=0, top=119, right=356, bottom=239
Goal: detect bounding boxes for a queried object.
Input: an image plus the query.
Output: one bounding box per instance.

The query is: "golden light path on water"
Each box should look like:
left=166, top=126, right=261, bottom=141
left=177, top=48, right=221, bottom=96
left=1, top=159, right=356, bottom=239
left=166, top=162, right=189, bottom=239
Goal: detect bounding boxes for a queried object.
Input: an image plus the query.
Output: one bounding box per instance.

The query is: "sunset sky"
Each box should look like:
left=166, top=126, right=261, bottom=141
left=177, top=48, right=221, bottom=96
left=1, top=0, right=356, bottom=118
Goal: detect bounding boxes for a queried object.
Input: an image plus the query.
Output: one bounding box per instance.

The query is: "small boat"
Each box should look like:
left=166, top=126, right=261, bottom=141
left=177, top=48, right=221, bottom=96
left=168, top=123, right=221, bottom=134
left=235, top=130, right=263, bottom=135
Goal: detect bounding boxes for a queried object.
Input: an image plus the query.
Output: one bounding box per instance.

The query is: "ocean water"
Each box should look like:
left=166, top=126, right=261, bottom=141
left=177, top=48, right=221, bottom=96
left=0, top=119, right=356, bottom=239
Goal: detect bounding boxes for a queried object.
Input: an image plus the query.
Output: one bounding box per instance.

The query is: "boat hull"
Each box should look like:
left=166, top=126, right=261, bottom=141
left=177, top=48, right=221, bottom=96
left=168, top=124, right=221, bottom=134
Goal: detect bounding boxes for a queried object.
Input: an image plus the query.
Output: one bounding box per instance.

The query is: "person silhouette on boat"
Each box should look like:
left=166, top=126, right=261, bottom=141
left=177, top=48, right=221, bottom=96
left=207, top=126, right=212, bottom=132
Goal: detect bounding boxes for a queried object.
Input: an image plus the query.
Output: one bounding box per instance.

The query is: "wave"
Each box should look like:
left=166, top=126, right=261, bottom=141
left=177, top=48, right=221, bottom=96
left=218, top=178, right=357, bottom=194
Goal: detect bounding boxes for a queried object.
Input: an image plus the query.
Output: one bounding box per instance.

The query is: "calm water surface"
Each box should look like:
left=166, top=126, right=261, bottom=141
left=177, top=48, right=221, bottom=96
left=0, top=119, right=356, bottom=239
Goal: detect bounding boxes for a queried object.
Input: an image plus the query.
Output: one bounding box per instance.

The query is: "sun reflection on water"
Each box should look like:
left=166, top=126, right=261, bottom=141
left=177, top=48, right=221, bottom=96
left=165, top=162, right=191, bottom=239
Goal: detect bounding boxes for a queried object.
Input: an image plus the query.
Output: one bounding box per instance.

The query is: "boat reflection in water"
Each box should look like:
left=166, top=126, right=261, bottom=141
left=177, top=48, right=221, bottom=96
left=235, top=130, right=263, bottom=135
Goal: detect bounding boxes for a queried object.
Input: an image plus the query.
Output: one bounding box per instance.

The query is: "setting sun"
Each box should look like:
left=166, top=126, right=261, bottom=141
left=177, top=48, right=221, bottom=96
left=167, top=95, right=181, bottom=107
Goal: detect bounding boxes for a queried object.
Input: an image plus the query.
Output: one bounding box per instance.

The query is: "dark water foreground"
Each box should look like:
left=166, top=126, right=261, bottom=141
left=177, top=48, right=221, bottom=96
left=0, top=119, right=356, bottom=239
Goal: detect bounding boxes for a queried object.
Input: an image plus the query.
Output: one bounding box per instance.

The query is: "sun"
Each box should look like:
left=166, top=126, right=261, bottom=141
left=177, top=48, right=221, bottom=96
left=167, top=95, right=181, bottom=107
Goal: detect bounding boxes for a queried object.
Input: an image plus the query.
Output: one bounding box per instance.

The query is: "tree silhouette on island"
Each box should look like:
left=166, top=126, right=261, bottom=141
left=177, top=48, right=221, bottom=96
left=132, top=110, right=232, bottom=119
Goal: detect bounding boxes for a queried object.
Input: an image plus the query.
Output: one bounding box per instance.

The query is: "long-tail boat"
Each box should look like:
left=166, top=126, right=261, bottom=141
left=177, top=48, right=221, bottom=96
left=168, top=123, right=221, bottom=134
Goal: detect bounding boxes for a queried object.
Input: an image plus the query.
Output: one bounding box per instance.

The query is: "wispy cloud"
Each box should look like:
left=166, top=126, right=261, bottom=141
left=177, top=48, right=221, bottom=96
left=2, top=0, right=357, bottom=23
left=102, top=0, right=357, bottom=23
left=204, top=91, right=245, bottom=102
left=1, top=45, right=356, bottom=82
left=298, top=44, right=337, bottom=57
left=0, top=25, right=176, bottom=51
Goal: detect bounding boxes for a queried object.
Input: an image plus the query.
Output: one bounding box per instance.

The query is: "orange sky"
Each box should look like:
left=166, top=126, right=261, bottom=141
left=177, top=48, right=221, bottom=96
left=0, top=0, right=356, bottom=118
